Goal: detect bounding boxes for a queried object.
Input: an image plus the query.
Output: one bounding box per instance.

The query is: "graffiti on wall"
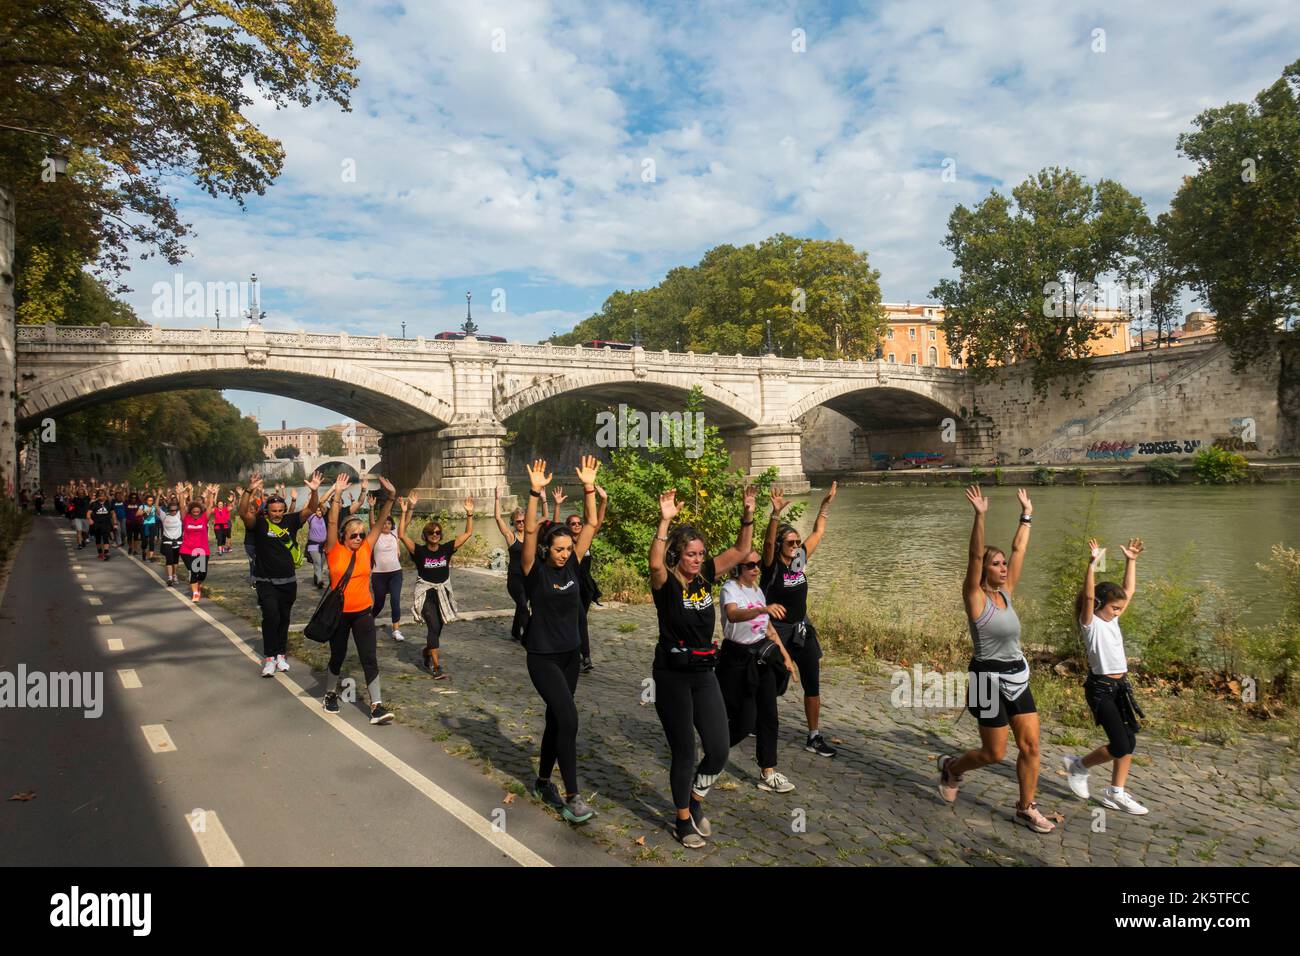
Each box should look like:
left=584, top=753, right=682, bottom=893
left=1050, top=447, right=1084, bottom=463
left=1136, top=439, right=1201, bottom=456
left=1086, top=440, right=1136, bottom=460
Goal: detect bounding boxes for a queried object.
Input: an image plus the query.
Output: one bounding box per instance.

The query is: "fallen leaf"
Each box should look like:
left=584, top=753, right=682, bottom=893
left=503, top=793, right=516, bottom=804
left=1050, top=812, right=1065, bottom=822
left=634, top=835, right=646, bottom=846
left=8, top=791, right=35, bottom=802
left=830, top=737, right=843, bottom=745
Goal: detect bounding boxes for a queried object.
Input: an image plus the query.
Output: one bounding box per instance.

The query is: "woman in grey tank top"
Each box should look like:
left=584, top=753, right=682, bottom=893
left=937, top=484, right=1057, bottom=835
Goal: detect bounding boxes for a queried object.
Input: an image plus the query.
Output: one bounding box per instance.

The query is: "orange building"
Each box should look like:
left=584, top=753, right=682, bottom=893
left=879, top=302, right=1133, bottom=366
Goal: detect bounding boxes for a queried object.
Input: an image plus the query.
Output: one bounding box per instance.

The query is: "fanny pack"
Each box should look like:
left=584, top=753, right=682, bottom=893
left=772, top=618, right=809, bottom=649
left=664, top=640, right=718, bottom=671
left=263, top=520, right=303, bottom=568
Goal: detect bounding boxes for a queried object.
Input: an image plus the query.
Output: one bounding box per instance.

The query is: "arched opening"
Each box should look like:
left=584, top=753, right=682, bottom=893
left=797, top=386, right=966, bottom=475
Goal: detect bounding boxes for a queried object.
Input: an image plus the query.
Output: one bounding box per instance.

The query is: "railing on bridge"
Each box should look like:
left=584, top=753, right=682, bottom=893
left=16, top=322, right=964, bottom=379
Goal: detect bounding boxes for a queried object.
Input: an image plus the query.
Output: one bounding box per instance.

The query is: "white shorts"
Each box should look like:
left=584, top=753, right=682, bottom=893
left=74, top=518, right=88, bottom=532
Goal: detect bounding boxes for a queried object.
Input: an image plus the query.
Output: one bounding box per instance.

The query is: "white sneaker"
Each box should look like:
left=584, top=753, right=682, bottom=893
left=260, top=658, right=277, bottom=678
left=1101, top=787, right=1149, bottom=815
left=275, top=654, right=290, bottom=672
left=392, top=627, right=405, bottom=642
left=757, top=770, right=796, bottom=793
left=1063, top=755, right=1090, bottom=799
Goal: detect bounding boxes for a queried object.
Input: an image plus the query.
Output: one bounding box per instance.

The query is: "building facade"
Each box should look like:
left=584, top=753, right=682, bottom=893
left=259, top=420, right=381, bottom=459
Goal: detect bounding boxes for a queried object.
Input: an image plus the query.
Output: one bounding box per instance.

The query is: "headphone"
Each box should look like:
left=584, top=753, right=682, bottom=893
left=666, top=525, right=702, bottom=568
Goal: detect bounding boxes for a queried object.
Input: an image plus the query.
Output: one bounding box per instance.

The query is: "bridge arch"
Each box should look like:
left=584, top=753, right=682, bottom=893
left=16, top=352, right=455, bottom=433
left=789, top=379, right=964, bottom=429
left=497, top=369, right=760, bottom=429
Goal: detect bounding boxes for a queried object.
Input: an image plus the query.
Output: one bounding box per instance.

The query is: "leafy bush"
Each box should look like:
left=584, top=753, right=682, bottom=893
left=1032, top=466, right=1055, bottom=486
left=594, top=387, right=801, bottom=578
left=1249, top=545, right=1300, bottom=699
left=969, top=466, right=985, bottom=482
left=1037, top=492, right=1099, bottom=664
left=993, top=467, right=1005, bottom=486
left=127, top=452, right=167, bottom=490
left=1192, top=445, right=1249, bottom=484
left=1145, top=457, right=1181, bottom=485
left=1065, top=467, right=1086, bottom=486
left=1122, top=548, right=1204, bottom=679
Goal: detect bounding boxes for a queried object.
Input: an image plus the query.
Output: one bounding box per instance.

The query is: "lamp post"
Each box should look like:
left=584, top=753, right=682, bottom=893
left=244, top=272, right=266, bottom=327
left=765, top=318, right=773, bottom=355
left=632, top=306, right=641, bottom=347
left=401, top=321, right=406, bottom=340
left=215, top=307, right=221, bottom=330
left=461, top=291, right=478, bottom=337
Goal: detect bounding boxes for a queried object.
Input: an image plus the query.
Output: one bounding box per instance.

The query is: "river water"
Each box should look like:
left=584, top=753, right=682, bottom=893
left=286, top=479, right=1298, bottom=626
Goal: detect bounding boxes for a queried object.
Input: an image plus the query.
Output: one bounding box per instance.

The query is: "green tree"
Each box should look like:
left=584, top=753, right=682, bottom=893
left=594, top=388, right=803, bottom=576
left=318, top=429, right=345, bottom=456
left=554, top=235, right=886, bottom=359
left=931, top=167, right=1149, bottom=395
left=274, top=445, right=299, bottom=460
left=1163, top=58, right=1300, bottom=370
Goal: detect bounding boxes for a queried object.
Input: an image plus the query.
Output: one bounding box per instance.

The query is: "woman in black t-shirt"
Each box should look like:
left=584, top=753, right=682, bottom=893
left=649, top=484, right=757, bottom=849
left=763, top=482, right=838, bottom=757
left=520, top=456, right=602, bottom=826
left=398, top=491, right=475, bottom=678
left=494, top=489, right=530, bottom=643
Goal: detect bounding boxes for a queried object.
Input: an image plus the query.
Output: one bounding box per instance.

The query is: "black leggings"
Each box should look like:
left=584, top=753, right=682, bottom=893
left=717, top=644, right=780, bottom=769
left=214, top=525, right=229, bottom=547
left=652, top=666, right=730, bottom=810
left=507, top=573, right=529, bottom=640
left=329, top=609, right=381, bottom=701
left=579, top=598, right=591, bottom=658
left=182, top=552, right=209, bottom=583
left=371, top=570, right=403, bottom=623
left=255, top=580, right=297, bottom=658
left=1086, top=677, right=1138, bottom=758
left=421, top=591, right=444, bottom=650
left=527, top=649, right=581, bottom=794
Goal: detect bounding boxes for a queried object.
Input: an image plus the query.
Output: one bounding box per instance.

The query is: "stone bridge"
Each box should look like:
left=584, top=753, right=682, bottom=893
left=298, top=453, right=383, bottom=479
left=14, top=323, right=984, bottom=507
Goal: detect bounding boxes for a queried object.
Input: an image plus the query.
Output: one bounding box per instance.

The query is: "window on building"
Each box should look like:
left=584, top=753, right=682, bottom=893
left=908, top=327, right=916, bottom=339
left=910, top=353, right=918, bottom=364
left=887, top=353, right=896, bottom=363
left=886, top=328, right=894, bottom=340
left=929, top=346, right=938, bottom=366
left=929, top=329, right=936, bottom=341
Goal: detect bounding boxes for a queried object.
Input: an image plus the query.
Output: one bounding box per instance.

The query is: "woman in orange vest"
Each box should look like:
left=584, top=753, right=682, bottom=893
left=323, top=471, right=399, bottom=724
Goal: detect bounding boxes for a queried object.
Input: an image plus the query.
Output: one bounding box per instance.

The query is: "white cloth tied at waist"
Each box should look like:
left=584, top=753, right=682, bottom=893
left=412, top=577, right=458, bottom=625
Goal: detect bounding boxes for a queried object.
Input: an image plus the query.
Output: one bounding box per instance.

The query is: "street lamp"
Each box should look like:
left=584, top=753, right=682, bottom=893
left=461, top=291, right=478, bottom=336
left=765, top=318, right=773, bottom=355
left=632, top=306, right=641, bottom=347
left=401, top=321, right=406, bottom=340
left=215, top=307, right=221, bottom=330
left=244, top=272, right=266, bottom=327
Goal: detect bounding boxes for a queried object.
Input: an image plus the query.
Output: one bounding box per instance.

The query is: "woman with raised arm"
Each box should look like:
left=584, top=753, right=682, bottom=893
left=240, top=471, right=321, bottom=677
left=322, top=473, right=398, bottom=724
left=649, top=483, right=757, bottom=849
left=178, top=482, right=218, bottom=602
left=494, top=487, right=530, bottom=643
left=1063, top=537, right=1150, bottom=816
left=762, top=481, right=838, bottom=757
left=398, top=491, right=474, bottom=679
left=938, top=485, right=1055, bottom=833
left=370, top=503, right=406, bottom=644
left=563, top=484, right=607, bottom=673
left=520, top=458, right=601, bottom=825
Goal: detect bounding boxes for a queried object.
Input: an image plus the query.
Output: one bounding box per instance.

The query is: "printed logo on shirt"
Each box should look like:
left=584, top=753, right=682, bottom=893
left=552, top=580, right=575, bottom=591
left=782, top=571, right=806, bottom=588
left=682, top=586, right=713, bottom=611
left=422, top=556, right=448, bottom=570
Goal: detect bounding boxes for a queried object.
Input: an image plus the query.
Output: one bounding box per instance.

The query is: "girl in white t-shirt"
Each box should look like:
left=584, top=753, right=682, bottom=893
left=1063, top=537, right=1150, bottom=816
left=718, top=549, right=798, bottom=794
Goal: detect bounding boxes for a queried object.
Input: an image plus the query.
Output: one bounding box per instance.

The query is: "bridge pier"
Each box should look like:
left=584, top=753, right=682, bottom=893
left=745, top=424, right=810, bottom=494
left=382, top=422, right=515, bottom=514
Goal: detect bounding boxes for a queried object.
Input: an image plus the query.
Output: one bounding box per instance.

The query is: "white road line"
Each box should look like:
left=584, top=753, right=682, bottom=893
left=88, top=597, right=102, bottom=605
left=72, top=565, right=82, bottom=570
left=124, top=551, right=550, bottom=868
left=141, top=724, right=176, bottom=753
left=81, top=584, right=94, bottom=591
left=118, top=669, right=142, bottom=689
left=184, top=811, right=244, bottom=867
left=106, top=638, right=124, bottom=651
left=97, top=614, right=113, bottom=625
left=76, top=573, right=87, bottom=580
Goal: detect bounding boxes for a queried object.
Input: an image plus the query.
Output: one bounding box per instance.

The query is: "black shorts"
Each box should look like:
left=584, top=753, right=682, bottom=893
left=1085, top=676, right=1138, bottom=757
left=785, top=622, right=822, bottom=698
left=966, top=659, right=1038, bottom=728
left=92, top=525, right=113, bottom=545
left=126, top=525, right=142, bottom=542
left=162, top=537, right=181, bottom=563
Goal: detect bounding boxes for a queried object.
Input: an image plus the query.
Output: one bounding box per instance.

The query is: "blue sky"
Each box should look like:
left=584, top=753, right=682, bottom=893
left=116, top=0, right=1300, bottom=428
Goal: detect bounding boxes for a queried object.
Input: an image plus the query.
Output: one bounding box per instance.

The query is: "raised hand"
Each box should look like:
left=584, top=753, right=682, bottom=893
left=408, top=490, right=420, bottom=508
left=464, top=495, right=475, bottom=515
left=1016, top=487, right=1033, bottom=517
left=965, top=484, right=988, bottom=515
left=378, top=476, right=396, bottom=495
left=574, top=454, right=600, bottom=487
left=594, top=484, right=607, bottom=501
left=306, top=470, right=324, bottom=491
left=659, top=489, right=680, bottom=521
left=770, top=486, right=788, bottom=514
left=821, top=480, right=838, bottom=508
left=551, top=486, right=567, bottom=505
left=332, top=472, right=352, bottom=492
left=494, top=486, right=501, bottom=502
left=742, top=484, right=757, bottom=513
left=527, top=459, right=553, bottom=491
left=1120, top=537, right=1144, bottom=560
left=1088, top=538, right=1104, bottom=564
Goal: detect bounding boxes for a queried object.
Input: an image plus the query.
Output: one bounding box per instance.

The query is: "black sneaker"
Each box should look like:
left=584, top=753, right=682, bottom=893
left=581, top=657, right=593, bottom=673
left=323, top=691, right=340, bottom=714
left=433, top=667, right=449, bottom=681
left=532, top=778, right=565, bottom=812
left=369, top=703, right=394, bottom=725
left=806, top=733, right=837, bottom=757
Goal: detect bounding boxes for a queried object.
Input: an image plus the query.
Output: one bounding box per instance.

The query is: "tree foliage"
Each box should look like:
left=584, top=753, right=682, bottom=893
left=553, top=234, right=886, bottom=359
left=317, top=429, right=345, bottom=456
left=1163, top=58, right=1300, bottom=370
left=931, top=167, right=1150, bottom=396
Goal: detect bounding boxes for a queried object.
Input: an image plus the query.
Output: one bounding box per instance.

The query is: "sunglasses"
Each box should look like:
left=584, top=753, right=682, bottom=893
left=513, top=519, right=525, bottom=525
left=739, top=561, right=760, bottom=570
left=426, top=530, right=442, bottom=537
left=346, top=532, right=366, bottom=541
left=783, top=538, right=802, bottom=547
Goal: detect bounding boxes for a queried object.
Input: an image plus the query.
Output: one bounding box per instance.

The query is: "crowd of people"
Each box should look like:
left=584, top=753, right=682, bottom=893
left=31, top=467, right=1151, bottom=849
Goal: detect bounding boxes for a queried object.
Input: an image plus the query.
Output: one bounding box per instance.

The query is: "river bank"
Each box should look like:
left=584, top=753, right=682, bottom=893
left=808, top=459, right=1300, bottom=486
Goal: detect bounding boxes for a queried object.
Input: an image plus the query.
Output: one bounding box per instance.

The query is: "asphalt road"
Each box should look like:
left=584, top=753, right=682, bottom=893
left=0, top=517, right=615, bottom=867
